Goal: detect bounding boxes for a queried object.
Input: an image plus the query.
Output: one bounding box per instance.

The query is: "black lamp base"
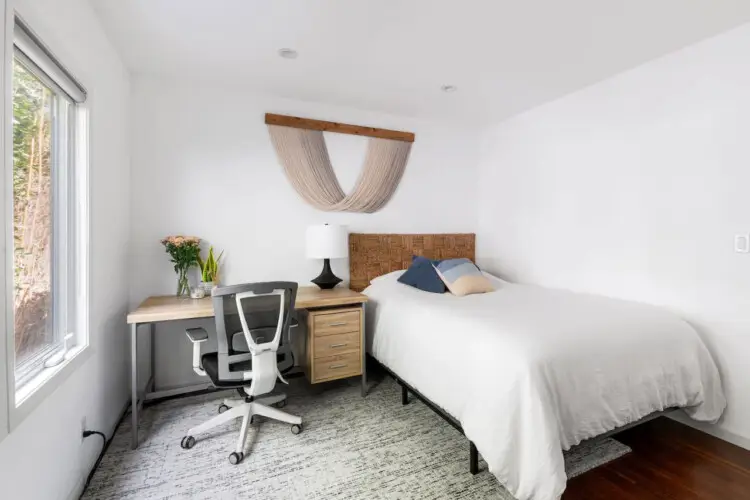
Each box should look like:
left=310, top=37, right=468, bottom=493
left=312, top=258, right=342, bottom=290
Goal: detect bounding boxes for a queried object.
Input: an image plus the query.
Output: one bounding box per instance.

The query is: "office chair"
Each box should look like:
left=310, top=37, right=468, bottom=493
left=180, top=282, right=302, bottom=465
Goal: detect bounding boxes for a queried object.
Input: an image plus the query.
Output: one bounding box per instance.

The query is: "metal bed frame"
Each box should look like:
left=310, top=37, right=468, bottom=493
left=371, top=354, right=677, bottom=476
left=370, top=356, right=481, bottom=474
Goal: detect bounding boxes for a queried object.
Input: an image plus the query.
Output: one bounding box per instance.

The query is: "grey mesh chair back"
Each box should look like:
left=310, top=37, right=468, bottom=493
left=211, top=282, right=297, bottom=385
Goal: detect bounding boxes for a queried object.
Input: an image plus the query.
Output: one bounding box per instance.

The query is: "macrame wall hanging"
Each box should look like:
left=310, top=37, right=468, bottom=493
left=266, top=113, right=415, bottom=213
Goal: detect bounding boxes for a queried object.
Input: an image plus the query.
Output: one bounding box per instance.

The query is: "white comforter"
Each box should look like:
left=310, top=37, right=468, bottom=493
left=364, top=273, right=725, bottom=500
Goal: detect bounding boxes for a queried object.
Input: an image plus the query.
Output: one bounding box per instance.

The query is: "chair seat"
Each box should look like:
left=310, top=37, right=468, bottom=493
left=201, top=353, right=254, bottom=388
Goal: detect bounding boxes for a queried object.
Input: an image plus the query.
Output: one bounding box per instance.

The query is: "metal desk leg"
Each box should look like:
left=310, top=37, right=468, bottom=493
left=149, top=323, right=156, bottom=393
left=470, top=441, right=479, bottom=475
left=361, top=303, right=367, bottom=397
left=130, top=322, right=139, bottom=449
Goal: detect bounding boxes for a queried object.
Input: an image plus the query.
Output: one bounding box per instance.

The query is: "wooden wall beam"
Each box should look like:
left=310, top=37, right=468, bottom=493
left=265, top=113, right=415, bottom=142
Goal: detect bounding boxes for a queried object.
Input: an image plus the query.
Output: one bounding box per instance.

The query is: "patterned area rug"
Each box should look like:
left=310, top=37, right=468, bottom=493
left=84, top=376, right=630, bottom=499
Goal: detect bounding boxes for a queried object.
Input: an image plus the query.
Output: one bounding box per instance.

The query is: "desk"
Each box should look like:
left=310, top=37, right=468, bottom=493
left=127, top=286, right=368, bottom=449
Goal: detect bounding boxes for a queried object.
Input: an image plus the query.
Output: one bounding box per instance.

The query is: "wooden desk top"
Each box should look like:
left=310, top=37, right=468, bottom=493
left=127, top=286, right=368, bottom=324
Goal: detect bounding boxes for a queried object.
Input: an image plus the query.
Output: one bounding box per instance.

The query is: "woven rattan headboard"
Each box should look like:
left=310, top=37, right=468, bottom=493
left=348, top=233, right=476, bottom=292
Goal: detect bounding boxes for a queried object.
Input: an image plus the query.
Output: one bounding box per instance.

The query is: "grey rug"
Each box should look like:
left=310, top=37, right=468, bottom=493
left=83, top=376, right=630, bottom=499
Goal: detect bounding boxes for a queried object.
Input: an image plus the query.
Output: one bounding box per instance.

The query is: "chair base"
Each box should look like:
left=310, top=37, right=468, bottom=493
left=183, top=393, right=302, bottom=461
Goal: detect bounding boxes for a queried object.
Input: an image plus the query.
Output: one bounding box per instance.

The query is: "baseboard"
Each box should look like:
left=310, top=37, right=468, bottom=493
left=68, top=398, right=131, bottom=500
left=668, top=413, right=750, bottom=451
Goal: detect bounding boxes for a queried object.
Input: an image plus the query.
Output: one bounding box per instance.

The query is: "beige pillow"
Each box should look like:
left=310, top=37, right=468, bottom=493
left=433, top=258, right=495, bottom=297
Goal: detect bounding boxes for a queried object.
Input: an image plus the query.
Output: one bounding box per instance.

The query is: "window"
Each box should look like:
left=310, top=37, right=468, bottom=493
left=8, top=17, right=88, bottom=405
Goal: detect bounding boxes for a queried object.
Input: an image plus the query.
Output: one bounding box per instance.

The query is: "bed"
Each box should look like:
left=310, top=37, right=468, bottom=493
left=349, top=233, right=726, bottom=500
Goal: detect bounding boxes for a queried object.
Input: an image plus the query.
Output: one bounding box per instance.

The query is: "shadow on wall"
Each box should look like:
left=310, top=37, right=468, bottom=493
left=475, top=257, right=518, bottom=283
left=93, top=307, right=132, bottom=419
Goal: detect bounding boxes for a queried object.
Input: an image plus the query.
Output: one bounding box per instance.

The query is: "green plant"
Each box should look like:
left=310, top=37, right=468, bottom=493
left=198, top=246, right=224, bottom=283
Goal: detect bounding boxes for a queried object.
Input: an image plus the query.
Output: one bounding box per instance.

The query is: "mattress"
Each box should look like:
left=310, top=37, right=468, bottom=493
left=364, top=272, right=726, bottom=500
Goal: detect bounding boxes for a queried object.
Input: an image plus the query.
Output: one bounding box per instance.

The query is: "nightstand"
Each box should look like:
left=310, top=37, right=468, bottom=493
left=296, top=286, right=369, bottom=396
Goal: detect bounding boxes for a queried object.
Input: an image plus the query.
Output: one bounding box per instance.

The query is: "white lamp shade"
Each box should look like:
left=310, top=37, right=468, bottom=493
left=306, top=224, right=348, bottom=259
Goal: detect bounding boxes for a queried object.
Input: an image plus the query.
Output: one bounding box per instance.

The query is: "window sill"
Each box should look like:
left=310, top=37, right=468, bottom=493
left=10, top=344, right=91, bottom=430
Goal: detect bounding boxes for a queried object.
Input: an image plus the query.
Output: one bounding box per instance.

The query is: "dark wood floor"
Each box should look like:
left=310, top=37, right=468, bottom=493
left=564, top=417, right=750, bottom=499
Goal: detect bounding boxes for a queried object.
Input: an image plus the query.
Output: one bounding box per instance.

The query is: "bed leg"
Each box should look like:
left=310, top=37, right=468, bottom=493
left=469, top=441, right=478, bottom=475
left=401, top=383, right=409, bottom=405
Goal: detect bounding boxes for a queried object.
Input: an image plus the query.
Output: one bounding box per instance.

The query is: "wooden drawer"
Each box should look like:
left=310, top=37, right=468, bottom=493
left=313, top=351, right=361, bottom=383
left=313, top=331, right=360, bottom=359
left=313, top=310, right=360, bottom=337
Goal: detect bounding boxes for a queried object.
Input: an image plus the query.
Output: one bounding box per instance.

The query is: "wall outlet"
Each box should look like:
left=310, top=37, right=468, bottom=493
left=735, top=234, right=750, bottom=253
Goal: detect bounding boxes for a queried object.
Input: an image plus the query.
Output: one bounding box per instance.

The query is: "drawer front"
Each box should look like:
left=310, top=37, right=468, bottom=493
left=313, top=310, right=360, bottom=337
left=313, top=352, right=361, bottom=382
left=314, top=331, right=360, bottom=359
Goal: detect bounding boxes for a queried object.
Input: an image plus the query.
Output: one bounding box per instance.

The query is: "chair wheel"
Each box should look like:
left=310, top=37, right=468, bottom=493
left=218, top=404, right=229, bottom=414
left=180, top=436, right=196, bottom=449
left=229, top=451, right=244, bottom=465
left=291, top=424, right=302, bottom=435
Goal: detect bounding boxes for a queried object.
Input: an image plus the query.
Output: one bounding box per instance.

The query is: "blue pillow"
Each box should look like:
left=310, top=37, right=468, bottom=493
left=398, top=256, right=446, bottom=293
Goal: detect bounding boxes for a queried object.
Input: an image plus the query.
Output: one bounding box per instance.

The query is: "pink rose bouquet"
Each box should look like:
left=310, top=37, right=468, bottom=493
left=161, top=235, right=201, bottom=296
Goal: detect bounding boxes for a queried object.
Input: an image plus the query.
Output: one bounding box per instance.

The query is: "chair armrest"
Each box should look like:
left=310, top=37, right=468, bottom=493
left=185, top=327, right=209, bottom=343
left=185, top=328, right=208, bottom=377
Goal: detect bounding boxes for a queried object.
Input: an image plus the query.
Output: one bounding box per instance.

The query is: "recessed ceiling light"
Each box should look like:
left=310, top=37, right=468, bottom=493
left=441, top=85, right=457, bottom=93
left=278, top=48, right=298, bottom=59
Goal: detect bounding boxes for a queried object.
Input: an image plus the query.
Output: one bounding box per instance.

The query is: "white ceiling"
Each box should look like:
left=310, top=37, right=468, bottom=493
left=91, top=0, right=750, bottom=123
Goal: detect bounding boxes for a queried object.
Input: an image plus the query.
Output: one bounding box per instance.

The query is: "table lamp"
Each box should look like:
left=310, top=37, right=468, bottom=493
left=306, top=224, right=347, bottom=289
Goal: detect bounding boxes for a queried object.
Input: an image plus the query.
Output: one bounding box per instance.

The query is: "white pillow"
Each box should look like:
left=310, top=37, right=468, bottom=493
left=368, top=269, right=504, bottom=287
left=369, top=269, right=406, bottom=284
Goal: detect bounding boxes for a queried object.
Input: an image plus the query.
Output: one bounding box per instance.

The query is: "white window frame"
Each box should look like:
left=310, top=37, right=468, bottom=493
left=2, top=11, right=90, bottom=433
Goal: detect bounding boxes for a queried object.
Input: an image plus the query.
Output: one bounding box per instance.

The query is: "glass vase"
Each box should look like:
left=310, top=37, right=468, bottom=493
left=176, top=268, right=190, bottom=297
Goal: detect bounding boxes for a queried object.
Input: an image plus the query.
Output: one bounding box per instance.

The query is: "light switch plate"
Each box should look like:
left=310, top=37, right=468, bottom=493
left=734, top=234, right=750, bottom=253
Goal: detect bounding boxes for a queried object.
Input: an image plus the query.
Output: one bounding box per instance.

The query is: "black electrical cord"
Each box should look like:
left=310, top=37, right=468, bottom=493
left=82, top=430, right=107, bottom=492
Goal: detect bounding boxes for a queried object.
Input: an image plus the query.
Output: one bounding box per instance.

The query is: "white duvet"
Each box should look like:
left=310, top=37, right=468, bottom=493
left=364, top=273, right=726, bottom=500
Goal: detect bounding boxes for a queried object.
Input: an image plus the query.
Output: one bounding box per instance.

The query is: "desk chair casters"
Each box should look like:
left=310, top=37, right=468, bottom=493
left=180, top=282, right=303, bottom=465
left=179, top=391, right=302, bottom=465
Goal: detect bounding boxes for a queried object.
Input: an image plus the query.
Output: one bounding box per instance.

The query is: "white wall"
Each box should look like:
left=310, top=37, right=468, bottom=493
left=0, top=0, right=131, bottom=498
left=477, top=22, right=750, bottom=447
left=130, top=76, right=482, bottom=389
